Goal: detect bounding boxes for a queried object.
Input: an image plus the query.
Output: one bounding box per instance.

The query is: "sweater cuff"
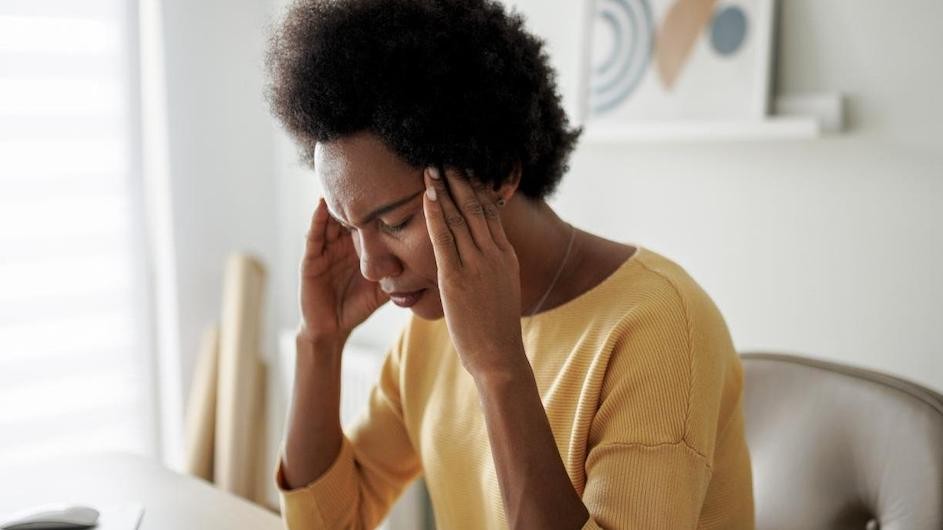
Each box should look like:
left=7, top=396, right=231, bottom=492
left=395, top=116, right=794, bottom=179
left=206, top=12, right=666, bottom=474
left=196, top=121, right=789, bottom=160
left=274, top=437, right=357, bottom=528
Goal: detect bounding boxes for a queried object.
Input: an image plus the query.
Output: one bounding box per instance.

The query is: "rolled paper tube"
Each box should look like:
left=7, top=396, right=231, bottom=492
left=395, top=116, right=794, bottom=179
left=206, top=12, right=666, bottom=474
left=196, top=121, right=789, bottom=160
left=184, top=324, right=220, bottom=481
left=214, top=254, right=267, bottom=501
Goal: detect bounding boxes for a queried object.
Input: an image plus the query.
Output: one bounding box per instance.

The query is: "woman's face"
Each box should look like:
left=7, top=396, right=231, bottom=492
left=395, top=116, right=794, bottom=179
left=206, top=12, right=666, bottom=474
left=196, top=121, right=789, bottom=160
left=315, top=132, right=444, bottom=320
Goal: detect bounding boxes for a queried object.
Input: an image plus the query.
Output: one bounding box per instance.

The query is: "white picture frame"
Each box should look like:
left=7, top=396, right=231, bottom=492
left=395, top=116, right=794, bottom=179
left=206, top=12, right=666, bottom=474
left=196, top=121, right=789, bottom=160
left=577, top=0, right=777, bottom=128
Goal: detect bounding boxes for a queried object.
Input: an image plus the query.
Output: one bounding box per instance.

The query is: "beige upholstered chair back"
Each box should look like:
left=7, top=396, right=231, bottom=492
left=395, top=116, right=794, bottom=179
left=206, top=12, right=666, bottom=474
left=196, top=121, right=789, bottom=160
left=741, top=353, right=943, bottom=530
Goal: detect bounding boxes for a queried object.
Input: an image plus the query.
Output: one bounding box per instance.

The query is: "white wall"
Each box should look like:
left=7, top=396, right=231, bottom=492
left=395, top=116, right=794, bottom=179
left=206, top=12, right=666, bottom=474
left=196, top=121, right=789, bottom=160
left=153, top=0, right=279, bottom=465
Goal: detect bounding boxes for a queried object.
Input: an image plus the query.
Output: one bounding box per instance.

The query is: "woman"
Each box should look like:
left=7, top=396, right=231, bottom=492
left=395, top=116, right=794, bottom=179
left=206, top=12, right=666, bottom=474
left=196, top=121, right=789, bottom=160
left=267, top=0, right=754, bottom=528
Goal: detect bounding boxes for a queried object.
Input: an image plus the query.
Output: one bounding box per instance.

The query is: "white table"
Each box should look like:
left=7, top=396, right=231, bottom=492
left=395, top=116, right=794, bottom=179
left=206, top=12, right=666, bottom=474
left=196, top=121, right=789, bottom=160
left=0, top=452, right=283, bottom=529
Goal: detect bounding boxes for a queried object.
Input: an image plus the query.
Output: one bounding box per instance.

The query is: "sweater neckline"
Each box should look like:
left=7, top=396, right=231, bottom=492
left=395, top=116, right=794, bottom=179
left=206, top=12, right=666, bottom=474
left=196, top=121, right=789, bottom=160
left=520, top=244, right=645, bottom=322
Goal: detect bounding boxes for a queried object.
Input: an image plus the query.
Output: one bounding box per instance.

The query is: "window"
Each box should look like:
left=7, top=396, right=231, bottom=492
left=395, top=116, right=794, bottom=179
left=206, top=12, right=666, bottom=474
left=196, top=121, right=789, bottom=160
left=0, top=0, right=156, bottom=466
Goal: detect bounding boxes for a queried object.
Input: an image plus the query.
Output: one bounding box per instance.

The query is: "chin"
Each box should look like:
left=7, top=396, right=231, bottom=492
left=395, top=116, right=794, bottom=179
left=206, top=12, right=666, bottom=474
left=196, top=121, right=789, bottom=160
left=408, top=290, right=445, bottom=321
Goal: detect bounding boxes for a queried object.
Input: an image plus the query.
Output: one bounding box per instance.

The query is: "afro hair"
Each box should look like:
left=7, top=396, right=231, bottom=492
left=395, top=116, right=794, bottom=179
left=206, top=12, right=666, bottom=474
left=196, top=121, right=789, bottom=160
left=266, top=0, right=581, bottom=200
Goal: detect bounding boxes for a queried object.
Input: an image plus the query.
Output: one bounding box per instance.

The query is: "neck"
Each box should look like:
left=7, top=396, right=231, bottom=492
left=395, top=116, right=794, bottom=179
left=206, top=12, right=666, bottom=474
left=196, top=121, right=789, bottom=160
left=500, top=197, right=578, bottom=317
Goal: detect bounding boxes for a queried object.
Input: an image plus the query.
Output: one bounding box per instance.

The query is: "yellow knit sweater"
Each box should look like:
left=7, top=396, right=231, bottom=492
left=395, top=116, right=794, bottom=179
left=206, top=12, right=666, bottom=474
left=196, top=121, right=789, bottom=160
left=275, top=246, right=755, bottom=529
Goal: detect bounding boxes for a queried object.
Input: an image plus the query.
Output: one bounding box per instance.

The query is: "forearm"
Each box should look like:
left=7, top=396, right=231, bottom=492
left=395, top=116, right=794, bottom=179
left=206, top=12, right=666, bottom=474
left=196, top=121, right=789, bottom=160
left=281, top=334, right=346, bottom=489
left=475, top=352, right=590, bottom=530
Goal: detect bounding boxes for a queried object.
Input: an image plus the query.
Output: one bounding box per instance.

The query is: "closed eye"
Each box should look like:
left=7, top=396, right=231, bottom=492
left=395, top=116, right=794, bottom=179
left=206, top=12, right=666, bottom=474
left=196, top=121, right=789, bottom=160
left=379, top=215, right=412, bottom=234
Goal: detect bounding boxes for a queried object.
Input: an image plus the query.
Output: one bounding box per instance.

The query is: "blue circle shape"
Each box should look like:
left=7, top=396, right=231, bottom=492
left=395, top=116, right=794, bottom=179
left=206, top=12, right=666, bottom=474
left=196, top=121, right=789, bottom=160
left=711, top=6, right=748, bottom=56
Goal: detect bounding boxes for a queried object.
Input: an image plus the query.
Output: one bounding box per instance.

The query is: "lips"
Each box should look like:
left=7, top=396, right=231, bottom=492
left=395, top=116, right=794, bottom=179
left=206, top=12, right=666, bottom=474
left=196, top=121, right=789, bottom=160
left=388, top=288, right=426, bottom=308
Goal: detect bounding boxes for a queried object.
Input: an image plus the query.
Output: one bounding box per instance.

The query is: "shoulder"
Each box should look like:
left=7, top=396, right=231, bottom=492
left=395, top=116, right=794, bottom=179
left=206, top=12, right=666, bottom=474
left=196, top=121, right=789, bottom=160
left=626, top=249, right=739, bottom=392
left=613, top=247, right=730, bottom=346
left=590, top=247, right=740, bottom=451
left=572, top=245, right=718, bottom=334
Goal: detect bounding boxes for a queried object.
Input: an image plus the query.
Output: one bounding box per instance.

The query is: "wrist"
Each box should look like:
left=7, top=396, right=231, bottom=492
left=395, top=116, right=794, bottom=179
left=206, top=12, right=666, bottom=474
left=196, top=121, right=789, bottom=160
left=295, top=329, right=346, bottom=365
left=471, top=343, right=532, bottom=390
left=297, top=325, right=348, bottom=351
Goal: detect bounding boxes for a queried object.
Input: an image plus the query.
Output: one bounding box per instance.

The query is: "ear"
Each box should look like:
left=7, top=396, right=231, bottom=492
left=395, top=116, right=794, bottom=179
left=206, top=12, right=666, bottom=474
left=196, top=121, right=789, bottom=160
left=493, top=161, right=522, bottom=203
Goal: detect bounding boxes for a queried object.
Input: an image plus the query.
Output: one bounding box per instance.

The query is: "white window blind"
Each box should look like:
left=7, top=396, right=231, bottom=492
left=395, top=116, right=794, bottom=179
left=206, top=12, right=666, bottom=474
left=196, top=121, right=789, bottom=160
left=0, top=0, right=155, bottom=466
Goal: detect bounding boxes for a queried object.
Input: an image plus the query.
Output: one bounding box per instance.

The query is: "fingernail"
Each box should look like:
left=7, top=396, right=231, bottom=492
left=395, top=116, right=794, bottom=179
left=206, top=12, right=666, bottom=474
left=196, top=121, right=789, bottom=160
left=426, top=186, right=437, bottom=201
left=429, top=167, right=441, bottom=180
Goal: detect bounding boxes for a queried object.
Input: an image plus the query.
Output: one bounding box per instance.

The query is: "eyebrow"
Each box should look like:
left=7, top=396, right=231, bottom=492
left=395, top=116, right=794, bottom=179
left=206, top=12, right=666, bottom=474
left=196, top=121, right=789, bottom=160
left=327, top=189, right=425, bottom=228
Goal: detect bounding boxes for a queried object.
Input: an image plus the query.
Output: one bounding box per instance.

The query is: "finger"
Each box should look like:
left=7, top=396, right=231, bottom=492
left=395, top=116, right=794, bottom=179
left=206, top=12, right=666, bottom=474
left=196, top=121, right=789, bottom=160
left=426, top=166, right=478, bottom=259
left=442, top=167, right=494, bottom=250
left=304, top=198, right=329, bottom=257
left=423, top=169, right=463, bottom=271
left=474, top=187, right=512, bottom=251
left=325, top=210, right=342, bottom=243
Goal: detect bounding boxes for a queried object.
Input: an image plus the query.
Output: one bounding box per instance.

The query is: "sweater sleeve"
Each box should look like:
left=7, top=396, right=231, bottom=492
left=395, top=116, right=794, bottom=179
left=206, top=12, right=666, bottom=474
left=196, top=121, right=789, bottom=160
left=577, top=274, right=734, bottom=529
left=274, top=330, right=422, bottom=530
left=578, top=442, right=711, bottom=529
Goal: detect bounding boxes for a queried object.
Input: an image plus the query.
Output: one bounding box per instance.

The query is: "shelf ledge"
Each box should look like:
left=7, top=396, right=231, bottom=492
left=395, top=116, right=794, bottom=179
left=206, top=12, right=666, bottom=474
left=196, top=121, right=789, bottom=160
left=581, top=93, right=842, bottom=143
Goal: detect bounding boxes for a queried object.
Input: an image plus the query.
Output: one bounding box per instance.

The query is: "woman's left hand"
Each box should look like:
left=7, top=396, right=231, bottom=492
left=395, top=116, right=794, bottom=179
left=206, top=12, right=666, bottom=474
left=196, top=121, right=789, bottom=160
left=422, top=166, right=527, bottom=379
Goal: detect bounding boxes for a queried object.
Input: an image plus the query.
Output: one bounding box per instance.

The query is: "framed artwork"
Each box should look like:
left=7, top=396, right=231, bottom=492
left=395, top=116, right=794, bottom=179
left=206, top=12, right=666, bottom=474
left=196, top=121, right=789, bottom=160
left=581, top=0, right=776, bottom=124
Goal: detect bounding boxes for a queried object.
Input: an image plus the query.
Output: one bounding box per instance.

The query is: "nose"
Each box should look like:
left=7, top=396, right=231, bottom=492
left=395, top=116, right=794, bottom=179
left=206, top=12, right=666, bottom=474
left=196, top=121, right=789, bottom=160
left=354, top=232, right=402, bottom=283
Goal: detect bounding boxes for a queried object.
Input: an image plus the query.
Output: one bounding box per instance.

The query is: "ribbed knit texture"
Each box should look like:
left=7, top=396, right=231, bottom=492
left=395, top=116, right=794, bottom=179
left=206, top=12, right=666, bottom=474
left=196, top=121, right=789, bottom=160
left=276, top=246, right=755, bottom=529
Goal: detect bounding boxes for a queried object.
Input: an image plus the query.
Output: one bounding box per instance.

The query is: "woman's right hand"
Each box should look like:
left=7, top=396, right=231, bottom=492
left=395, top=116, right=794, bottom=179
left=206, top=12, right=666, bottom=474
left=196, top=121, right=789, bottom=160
left=298, top=198, right=390, bottom=344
